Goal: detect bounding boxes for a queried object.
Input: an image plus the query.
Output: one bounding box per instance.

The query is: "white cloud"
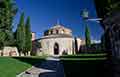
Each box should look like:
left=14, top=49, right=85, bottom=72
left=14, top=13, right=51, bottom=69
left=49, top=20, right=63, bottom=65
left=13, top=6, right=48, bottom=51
left=91, top=40, right=101, bottom=44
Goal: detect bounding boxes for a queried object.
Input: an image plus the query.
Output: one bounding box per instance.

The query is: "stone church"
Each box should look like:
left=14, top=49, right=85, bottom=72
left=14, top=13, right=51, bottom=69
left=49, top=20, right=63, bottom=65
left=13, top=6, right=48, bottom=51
left=32, top=23, right=84, bottom=56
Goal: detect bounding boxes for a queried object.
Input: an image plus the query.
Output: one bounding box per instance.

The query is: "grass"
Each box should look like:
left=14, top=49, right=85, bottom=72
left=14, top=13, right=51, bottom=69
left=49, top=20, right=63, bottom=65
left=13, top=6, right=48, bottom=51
left=62, top=53, right=107, bottom=56
left=61, top=60, right=112, bottom=77
left=60, top=53, right=112, bottom=77
left=60, top=53, right=107, bottom=59
left=61, top=57, right=107, bottom=60
left=81, top=53, right=107, bottom=56
left=0, top=56, right=45, bottom=77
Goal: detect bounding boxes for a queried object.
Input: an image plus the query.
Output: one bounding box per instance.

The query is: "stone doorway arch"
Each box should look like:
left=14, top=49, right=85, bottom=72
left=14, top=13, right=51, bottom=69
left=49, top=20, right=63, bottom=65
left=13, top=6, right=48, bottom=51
left=54, top=43, right=59, bottom=55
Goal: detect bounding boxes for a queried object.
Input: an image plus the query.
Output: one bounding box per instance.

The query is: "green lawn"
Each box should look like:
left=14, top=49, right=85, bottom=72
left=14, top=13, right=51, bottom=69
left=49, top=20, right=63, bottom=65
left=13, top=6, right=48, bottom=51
left=61, top=53, right=107, bottom=58
left=61, top=53, right=107, bottom=60
left=0, top=56, right=44, bottom=77
left=60, top=53, right=112, bottom=77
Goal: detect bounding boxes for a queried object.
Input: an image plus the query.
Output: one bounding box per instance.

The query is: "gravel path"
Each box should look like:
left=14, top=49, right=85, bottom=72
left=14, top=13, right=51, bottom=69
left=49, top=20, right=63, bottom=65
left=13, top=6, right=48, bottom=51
left=17, top=56, right=65, bottom=77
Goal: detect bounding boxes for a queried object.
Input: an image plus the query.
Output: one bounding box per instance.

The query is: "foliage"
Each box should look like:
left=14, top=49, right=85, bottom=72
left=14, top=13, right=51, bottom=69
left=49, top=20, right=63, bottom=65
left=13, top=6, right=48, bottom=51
left=61, top=58, right=107, bottom=60
left=25, top=17, right=32, bottom=55
left=61, top=53, right=107, bottom=57
left=94, top=0, right=120, bottom=17
left=0, top=31, right=6, bottom=49
left=0, top=0, right=17, bottom=30
left=16, top=14, right=32, bottom=56
left=85, top=26, right=91, bottom=48
left=16, top=13, right=26, bottom=55
left=0, top=0, right=17, bottom=48
left=101, top=34, right=106, bottom=51
left=105, top=0, right=120, bottom=15
left=74, top=37, right=78, bottom=54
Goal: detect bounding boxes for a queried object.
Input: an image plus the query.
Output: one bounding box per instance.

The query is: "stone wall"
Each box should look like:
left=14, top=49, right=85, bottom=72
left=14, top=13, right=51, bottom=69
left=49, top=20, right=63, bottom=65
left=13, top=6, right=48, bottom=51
left=32, top=36, right=84, bottom=56
left=0, top=46, right=19, bottom=56
left=39, top=37, right=73, bottom=56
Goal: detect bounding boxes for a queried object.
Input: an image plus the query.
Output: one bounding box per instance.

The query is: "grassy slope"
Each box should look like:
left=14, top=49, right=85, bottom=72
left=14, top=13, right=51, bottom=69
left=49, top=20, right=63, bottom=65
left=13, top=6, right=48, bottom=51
left=0, top=57, right=44, bottom=77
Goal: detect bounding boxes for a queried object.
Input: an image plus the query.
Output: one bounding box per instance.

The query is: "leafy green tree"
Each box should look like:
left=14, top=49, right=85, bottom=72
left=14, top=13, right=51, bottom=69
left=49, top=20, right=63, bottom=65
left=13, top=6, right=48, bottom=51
left=94, top=0, right=120, bottom=18
left=0, top=32, right=6, bottom=49
left=25, top=17, right=32, bottom=55
left=85, top=26, right=91, bottom=48
left=106, top=0, right=120, bottom=13
left=0, top=0, right=17, bottom=47
left=16, top=13, right=26, bottom=55
left=0, top=0, right=17, bottom=30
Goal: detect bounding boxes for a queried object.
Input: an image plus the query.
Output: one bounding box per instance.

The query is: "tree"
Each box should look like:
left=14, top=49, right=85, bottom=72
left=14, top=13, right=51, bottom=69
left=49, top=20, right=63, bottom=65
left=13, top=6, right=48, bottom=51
left=0, top=0, right=17, bottom=30
left=0, top=32, right=6, bottom=49
left=101, top=34, right=106, bottom=51
left=0, top=0, right=17, bottom=47
left=74, top=37, right=79, bottom=54
left=16, top=13, right=26, bottom=55
left=25, top=17, right=32, bottom=55
left=105, top=0, right=120, bottom=16
left=94, top=0, right=120, bottom=19
left=85, top=26, right=91, bottom=48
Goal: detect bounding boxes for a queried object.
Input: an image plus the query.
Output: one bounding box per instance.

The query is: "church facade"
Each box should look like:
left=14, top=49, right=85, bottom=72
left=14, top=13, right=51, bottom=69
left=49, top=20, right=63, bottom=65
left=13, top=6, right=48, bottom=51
left=33, top=23, right=84, bottom=56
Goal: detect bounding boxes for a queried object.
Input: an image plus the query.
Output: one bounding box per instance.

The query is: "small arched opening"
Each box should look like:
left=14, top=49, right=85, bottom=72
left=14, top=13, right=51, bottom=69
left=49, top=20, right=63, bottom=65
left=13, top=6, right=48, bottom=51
left=54, top=43, right=59, bottom=55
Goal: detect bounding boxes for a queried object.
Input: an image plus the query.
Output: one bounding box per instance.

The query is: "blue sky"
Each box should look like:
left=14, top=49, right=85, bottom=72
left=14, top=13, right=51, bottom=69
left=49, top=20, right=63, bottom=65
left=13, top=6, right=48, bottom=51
left=13, top=0, right=104, bottom=40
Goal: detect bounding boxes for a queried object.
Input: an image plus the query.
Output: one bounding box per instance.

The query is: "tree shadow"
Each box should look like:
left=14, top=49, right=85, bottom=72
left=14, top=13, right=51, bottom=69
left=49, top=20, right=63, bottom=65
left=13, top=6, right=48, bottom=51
left=38, top=60, right=64, bottom=77
left=61, top=59, right=112, bottom=77
left=39, top=72, right=56, bottom=77
left=12, top=57, right=45, bottom=66
left=12, top=57, right=64, bottom=76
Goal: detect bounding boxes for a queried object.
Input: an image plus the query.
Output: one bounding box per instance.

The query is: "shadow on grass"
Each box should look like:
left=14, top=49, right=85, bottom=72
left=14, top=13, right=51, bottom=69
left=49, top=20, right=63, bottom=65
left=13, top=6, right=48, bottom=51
left=61, top=59, right=112, bottom=77
left=38, top=60, right=64, bottom=77
left=13, top=57, right=64, bottom=77
left=12, top=57, right=45, bottom=67
left=38, top=71, right=56, bottom=77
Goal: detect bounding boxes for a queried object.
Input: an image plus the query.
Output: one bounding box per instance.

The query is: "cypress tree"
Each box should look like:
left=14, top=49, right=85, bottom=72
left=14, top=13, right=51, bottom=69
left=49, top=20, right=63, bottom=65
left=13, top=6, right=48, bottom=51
left=85, top=26, right=91, bottom=49
left=74, top=37, right=78, bottom=54
left=16, top=13, right=26, bottom=55
left=25, top=17, right=32, bottom=55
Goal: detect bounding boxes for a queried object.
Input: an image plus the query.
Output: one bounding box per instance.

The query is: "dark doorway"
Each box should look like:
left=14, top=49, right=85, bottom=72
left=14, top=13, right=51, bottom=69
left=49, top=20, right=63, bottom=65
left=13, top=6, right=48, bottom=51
left=54, top=43, right=59, bottom=55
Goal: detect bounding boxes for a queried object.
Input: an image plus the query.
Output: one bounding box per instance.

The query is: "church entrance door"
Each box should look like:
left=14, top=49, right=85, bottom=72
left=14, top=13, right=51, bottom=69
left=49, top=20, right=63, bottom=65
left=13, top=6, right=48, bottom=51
left=54, top=43, right=59, bottom=55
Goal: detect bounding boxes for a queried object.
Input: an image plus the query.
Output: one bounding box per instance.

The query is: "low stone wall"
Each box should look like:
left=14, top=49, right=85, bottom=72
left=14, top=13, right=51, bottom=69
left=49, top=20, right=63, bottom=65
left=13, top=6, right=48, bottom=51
left=0, top=46, right=19, bottom=56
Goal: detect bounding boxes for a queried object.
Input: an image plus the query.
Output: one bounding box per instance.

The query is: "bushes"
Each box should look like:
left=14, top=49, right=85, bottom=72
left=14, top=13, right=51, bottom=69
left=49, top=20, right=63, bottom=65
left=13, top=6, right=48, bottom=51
left=60, top=53, right=107, bottom=60
left=61, top=53, right=107, bottom=57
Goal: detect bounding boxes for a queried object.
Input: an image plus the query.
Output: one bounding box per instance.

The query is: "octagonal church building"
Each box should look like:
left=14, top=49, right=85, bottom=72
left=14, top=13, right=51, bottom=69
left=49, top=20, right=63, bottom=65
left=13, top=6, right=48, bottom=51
left=32, top=22, right=83, bottom=56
